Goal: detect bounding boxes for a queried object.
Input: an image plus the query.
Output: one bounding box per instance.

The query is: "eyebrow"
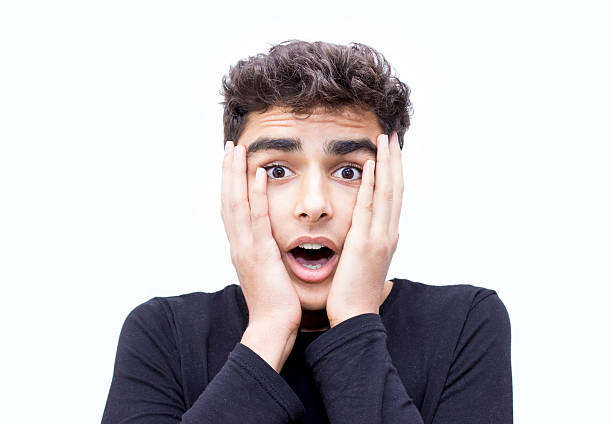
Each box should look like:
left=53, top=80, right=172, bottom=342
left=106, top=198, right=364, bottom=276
left=246, top=136, right=377, bottom=158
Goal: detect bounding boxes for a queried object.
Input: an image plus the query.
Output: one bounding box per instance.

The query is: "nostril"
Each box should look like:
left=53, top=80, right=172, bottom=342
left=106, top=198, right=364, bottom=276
left=299, top=213, right=328, bottom=222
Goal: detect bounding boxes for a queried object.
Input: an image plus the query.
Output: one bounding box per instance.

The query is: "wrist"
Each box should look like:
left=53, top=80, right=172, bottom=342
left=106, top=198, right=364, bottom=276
left=328, top=308, right=379, bottom=328
left=240, top=322, right=297, bottom=373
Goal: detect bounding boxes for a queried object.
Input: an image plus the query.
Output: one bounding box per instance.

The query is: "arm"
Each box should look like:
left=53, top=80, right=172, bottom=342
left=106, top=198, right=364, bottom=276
left=103, top=141, right=306, bottom=423
left=315, top=133, right=422, bottom=422
left=183, top=342, right=304, bottom=424
left=304, top=293, right=512, bottom=424
left=431, top=293, right=513, bottom=424
left=304, top=313, right=425, bottom=424
left=220, top=141, right=303, bottom=372
left=101, top=299, right=304, bottom=424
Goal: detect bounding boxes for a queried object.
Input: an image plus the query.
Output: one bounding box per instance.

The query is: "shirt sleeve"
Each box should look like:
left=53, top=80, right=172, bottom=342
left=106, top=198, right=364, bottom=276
left=101, top=299, right=305, bottom=424
left=431, top=293, right=513, bottom=424
left=304, top=313, right=425, bottom=424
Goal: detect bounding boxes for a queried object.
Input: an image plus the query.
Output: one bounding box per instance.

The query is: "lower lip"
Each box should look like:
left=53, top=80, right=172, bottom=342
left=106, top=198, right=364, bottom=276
left=287, top=250, right=339, bottom=283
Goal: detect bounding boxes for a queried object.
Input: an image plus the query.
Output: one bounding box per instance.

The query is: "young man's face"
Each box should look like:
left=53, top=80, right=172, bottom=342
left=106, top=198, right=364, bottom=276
left=236, top=106, right=387, bottom=311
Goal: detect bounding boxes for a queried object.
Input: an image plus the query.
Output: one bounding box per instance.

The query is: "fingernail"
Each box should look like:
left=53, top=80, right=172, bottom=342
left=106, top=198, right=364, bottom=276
left=367, top=159, right=375, bottom=174
left=225, top=141, right=233, bottom=153
left=256, top=167, right=265, bottom=181
left=381, top=134, right=389, bottom=151
left=233, top=144, right=242, bottom=159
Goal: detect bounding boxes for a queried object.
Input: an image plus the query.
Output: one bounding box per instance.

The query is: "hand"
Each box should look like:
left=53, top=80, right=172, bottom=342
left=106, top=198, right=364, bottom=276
left=221, top=141, right=302, bottom=371
left=326, top=133, right=403, bottom=327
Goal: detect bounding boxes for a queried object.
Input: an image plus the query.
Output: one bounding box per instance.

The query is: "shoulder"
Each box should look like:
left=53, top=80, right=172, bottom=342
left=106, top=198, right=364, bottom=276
left=123, top=284, right=247, bottom=345
left=127, top=284, right=238, bottom=319
left=386, top=281, right=512, bottom=421
left=384, top=278, right=510, bottom=346
left=388, top=278, right=504, bottom=317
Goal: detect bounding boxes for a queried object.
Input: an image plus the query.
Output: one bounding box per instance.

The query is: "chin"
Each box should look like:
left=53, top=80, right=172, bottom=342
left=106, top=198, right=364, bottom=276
left=292, top=278, right=331, bottom=311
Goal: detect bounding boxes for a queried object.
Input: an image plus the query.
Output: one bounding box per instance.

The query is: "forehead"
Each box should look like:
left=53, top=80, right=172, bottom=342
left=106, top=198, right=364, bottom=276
left=236, top=106, right=383, bottom=146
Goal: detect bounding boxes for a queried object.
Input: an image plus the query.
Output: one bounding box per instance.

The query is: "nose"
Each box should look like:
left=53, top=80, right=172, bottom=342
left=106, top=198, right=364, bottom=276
left=294, top=167, right=333, bottom=223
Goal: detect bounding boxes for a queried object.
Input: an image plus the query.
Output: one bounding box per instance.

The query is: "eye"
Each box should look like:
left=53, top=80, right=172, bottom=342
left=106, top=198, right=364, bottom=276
left=263, top=164, right=295, bottom=179
left=332, top=164, right=363, bottom=181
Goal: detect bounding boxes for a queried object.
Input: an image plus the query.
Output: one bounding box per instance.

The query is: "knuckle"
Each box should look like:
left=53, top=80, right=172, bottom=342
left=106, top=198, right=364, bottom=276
left=383, top=189, right=393, bottom=202
left=250, top=209, right=266, bottom=222
left=359, top=199, right=374, bottom=212
left=232, top=249, right=252, bottom=267
left=374, top=243, right=387, bottom=257
left=230, top=250, right=240, bottom=265
left=229, top=198, right=242, bottom=210
left=392, top=233, right=399, bottom=251
left=369, top=236, right=389, bottom=257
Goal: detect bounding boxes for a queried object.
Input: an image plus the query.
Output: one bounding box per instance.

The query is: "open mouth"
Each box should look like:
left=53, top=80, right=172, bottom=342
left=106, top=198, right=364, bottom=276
left=287, top=243, right=338, bottom=283
left=289, top=245, right=335, bottom=269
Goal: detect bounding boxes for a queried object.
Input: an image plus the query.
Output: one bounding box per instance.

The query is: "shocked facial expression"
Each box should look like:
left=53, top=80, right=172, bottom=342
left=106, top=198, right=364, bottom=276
left=236, top=106, right=384, bottom=311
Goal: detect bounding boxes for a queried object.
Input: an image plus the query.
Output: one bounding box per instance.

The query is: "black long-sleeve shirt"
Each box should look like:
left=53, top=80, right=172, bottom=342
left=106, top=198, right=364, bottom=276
left=102, top=278, right=512, bottom=423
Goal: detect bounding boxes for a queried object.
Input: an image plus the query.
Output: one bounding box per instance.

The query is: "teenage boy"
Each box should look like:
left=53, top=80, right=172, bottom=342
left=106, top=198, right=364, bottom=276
left=102, top=40, right=512, bottom=424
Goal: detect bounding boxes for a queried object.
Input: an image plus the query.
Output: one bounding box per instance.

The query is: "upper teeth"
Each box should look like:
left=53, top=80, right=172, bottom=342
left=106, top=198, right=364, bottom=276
left=299, top=243, right=323, bottom=249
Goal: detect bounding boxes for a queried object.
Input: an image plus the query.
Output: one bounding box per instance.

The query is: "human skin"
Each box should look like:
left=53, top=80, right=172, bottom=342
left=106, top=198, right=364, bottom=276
left=220, top=106, right=403, bottom=372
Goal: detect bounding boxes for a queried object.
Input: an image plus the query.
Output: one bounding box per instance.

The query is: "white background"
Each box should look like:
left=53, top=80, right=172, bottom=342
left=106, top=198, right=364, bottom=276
left=1, top=0, right=610, bottom=422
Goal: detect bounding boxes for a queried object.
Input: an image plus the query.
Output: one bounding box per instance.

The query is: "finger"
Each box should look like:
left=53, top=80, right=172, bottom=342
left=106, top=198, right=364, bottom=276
left=249, top=167, right=274, bottom=244
left=350, top=159, right=376, bottom=233
left=389, top=132, right=404, bottom=235
left=221, top=141, right=234, bottom=234
left=229, top=144, right=253, bottom=244
left=371, top=133, right=393, bottom=235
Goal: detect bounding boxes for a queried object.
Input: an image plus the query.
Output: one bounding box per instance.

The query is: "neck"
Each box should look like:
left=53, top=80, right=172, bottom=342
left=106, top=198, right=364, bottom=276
left=297, top=280, right=395, bottom=332
left=299, top=309, right=330, bottom=332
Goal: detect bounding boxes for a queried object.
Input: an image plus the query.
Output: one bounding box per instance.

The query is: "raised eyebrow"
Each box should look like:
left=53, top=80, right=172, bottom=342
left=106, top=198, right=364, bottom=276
left=245, top=136, right=378, bottom=159
left=324, top=138, right=378, bottom=159
left=246, top=137, right=303, bottom=157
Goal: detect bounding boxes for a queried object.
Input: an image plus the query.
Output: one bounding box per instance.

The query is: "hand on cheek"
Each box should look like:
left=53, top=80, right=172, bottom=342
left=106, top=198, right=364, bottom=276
left=326, top=132, right=403, bottom=328
left=220, top=141, right=301, bottom=372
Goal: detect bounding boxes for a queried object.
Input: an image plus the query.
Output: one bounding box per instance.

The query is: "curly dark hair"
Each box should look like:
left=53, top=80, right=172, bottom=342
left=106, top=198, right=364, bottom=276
left=221, top=40, right=413, bottom=149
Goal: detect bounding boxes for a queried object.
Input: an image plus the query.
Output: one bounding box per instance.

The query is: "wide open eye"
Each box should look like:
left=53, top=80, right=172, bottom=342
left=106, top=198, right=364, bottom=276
left=263, top=164, right=295, bottom=179
left=331, top=165, right=363, bottom=181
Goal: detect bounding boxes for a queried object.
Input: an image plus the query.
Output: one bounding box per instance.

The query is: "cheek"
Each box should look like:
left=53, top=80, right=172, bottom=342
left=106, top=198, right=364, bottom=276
left=333, top=188, right=359, bottom=231
left=265, top=185, right=291, bottom=235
